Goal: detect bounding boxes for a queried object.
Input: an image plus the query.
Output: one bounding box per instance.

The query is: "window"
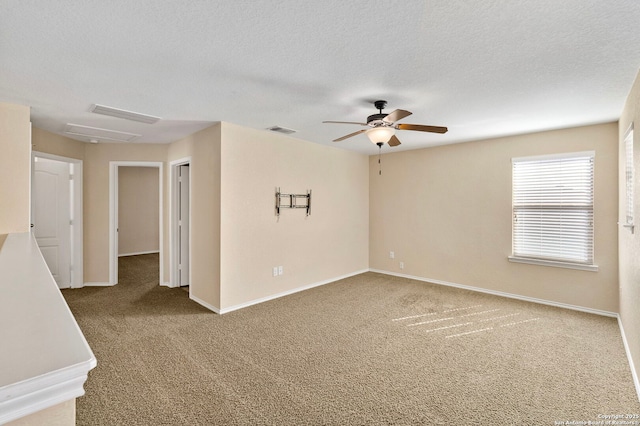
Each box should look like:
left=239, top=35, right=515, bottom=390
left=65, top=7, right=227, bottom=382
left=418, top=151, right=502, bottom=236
left=625, top=125, right=634, bottom=225
left=510, top=152, right=597, bottom=271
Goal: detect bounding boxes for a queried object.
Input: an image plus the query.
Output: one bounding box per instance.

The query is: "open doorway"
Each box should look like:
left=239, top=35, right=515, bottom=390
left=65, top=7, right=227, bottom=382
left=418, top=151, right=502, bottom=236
left=170, top=158, right=191, bottom=292
left=109, top=161, right=163, bottom=286
left=31, top=152, right=83, bottom=288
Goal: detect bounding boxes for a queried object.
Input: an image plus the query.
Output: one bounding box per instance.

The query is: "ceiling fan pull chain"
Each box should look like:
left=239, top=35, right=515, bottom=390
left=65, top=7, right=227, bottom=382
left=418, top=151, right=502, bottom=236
left=378, top=145, right=382, bottom=175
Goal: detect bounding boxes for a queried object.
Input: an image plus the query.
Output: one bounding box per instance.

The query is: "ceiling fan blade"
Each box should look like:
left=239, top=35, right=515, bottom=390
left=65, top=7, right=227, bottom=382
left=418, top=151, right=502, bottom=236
left=387, top=135, right=401, bottom=147
left=333, top=129, right=366, bottom=142
left=383, top=109, right=412, bottom=124
left=397, top=123, right=448, bottom=134
left=323, top=120, right=368, bottom=126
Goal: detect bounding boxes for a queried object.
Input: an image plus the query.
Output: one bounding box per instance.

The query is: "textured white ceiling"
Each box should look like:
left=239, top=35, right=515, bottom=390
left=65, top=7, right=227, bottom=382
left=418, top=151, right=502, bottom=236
left=1, top=0, right=640, bottom=154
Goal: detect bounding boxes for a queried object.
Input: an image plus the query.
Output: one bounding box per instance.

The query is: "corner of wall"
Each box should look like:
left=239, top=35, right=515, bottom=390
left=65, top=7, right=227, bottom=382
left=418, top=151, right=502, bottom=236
left=172, top=122, right=222, bottom=310
left=0, top=102, right=31, bottom=234
left=618, top=67, right=640, bottom=403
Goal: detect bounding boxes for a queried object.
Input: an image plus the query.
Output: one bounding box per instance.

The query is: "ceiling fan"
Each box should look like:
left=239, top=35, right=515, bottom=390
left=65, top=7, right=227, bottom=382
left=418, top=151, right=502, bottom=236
left=323, top=100, right=448, bottom=148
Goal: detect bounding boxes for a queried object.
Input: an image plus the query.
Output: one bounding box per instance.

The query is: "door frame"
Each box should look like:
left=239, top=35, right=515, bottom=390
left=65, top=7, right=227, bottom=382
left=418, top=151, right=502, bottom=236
left=169, top=157, right=191, bottom=289
left=109, top=161, right=164, bottom=286
left=32, top=151, right=83, bottom=288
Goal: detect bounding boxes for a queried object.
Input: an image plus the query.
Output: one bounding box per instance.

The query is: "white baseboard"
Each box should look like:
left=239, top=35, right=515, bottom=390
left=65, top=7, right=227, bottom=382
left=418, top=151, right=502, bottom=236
left=618, top=315, right=640, bottom=403
left=190, top=294, right=221, bottom=314
left=160, top=282, right=173, bottom=288
left=83, top=282, right=113, bottom=287
left=219, top=269, right=370, bottom=315
left=118, top=250, right=159, bottom=257
left=369, top=269, right=618, bottom=318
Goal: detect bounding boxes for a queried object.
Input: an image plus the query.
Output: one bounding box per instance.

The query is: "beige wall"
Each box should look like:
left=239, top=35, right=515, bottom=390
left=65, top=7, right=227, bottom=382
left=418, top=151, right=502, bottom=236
left=0, top=103, right=31, bottom=234
left=31, top=121, right=368, bottom=311
left=219, top=122, right=369, bottom=310
left=31, top=128, right=85, bottom=160
left=370, top=123, right=619, bottom=312
left=31, top=127, right=214, bottom=290
left=167, top=124, right=222, bottom=308
left=26, top=116, right=625, bottom=333
left=619, top=68, right=640, bottom=392
left=118, top=167, right=160, bottom=256
left=30, top=130, right=168, bottom=284
left=83, top=143, right=168, bottom=283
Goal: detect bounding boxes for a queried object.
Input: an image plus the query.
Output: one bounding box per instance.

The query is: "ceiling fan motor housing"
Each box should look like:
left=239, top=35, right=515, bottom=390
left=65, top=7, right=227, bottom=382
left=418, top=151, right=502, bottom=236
left=367, top=113, right=388, bottom=126
left=368, top=100, right=389, bottom=126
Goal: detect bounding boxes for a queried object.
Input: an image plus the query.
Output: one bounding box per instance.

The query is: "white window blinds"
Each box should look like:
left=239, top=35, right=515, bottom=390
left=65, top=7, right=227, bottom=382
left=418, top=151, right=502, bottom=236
left=625, top=127, right=634, bottom=225
left=512, top=152, right=594, bottom=266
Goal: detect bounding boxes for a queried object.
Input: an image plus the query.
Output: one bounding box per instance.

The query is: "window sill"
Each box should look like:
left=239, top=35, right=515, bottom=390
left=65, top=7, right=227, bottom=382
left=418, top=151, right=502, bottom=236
left=508, top=256, right=598, bottom=272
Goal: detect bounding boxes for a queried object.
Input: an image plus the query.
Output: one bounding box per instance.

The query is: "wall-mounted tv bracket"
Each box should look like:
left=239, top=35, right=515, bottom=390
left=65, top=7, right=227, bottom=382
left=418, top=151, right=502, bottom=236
left=275, top=187, right=311, bottom=217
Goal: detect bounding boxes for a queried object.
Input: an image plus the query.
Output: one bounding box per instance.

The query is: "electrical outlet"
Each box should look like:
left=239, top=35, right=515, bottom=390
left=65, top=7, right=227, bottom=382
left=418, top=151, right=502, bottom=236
left=400, top=262, right=404, bottom=270
left=390, top=251, right=395, bottom=259
left=278, top=266, right=283, bottom=275
left=273, top=267, right=278, bottom=277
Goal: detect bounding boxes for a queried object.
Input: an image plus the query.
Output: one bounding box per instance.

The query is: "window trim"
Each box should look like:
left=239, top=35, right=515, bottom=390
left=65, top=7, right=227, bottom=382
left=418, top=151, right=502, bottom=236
left=510, top=151, right=598, bottom=272
left=624, top=124, right=634, bottom=226
left=508, top=255, right=598, bottom=272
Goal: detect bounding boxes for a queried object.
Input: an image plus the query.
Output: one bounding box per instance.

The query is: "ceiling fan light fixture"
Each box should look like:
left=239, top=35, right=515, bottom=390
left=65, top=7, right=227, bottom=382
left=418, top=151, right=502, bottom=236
left=366, top=126, right=395, bottom=145
left=323, top=100, right=446, bottom=146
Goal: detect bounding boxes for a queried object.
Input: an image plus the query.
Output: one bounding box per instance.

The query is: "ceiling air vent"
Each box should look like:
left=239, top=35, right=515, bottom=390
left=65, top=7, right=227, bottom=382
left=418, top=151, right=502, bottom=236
left=267, top=126, right=297, bottom=135
left=64, top=123, right=141, bottom=142
left=90, top=104, right=161, bottom=124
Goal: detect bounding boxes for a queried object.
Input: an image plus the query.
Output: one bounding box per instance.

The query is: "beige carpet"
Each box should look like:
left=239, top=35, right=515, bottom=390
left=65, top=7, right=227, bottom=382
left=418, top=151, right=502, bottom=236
left=62, top=254, right=640, bottom=425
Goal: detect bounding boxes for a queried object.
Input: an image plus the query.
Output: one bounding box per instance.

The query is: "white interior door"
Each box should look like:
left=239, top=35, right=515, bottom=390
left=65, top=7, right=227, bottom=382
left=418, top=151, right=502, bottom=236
left=178, top=164, right=190, bottom=287
left=33, top=158, right=71, bottom=289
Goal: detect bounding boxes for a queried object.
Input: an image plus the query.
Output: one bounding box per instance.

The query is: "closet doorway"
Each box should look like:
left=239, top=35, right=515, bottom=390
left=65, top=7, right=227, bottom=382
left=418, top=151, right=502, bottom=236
left=170, top=158, right=191, bottom=291
left=109, top=161, right=163, bottom=285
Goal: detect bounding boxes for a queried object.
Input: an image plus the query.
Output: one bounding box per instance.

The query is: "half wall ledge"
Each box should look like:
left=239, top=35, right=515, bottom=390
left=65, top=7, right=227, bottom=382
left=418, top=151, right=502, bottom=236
left=0, top=232, right=96, bottom=424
